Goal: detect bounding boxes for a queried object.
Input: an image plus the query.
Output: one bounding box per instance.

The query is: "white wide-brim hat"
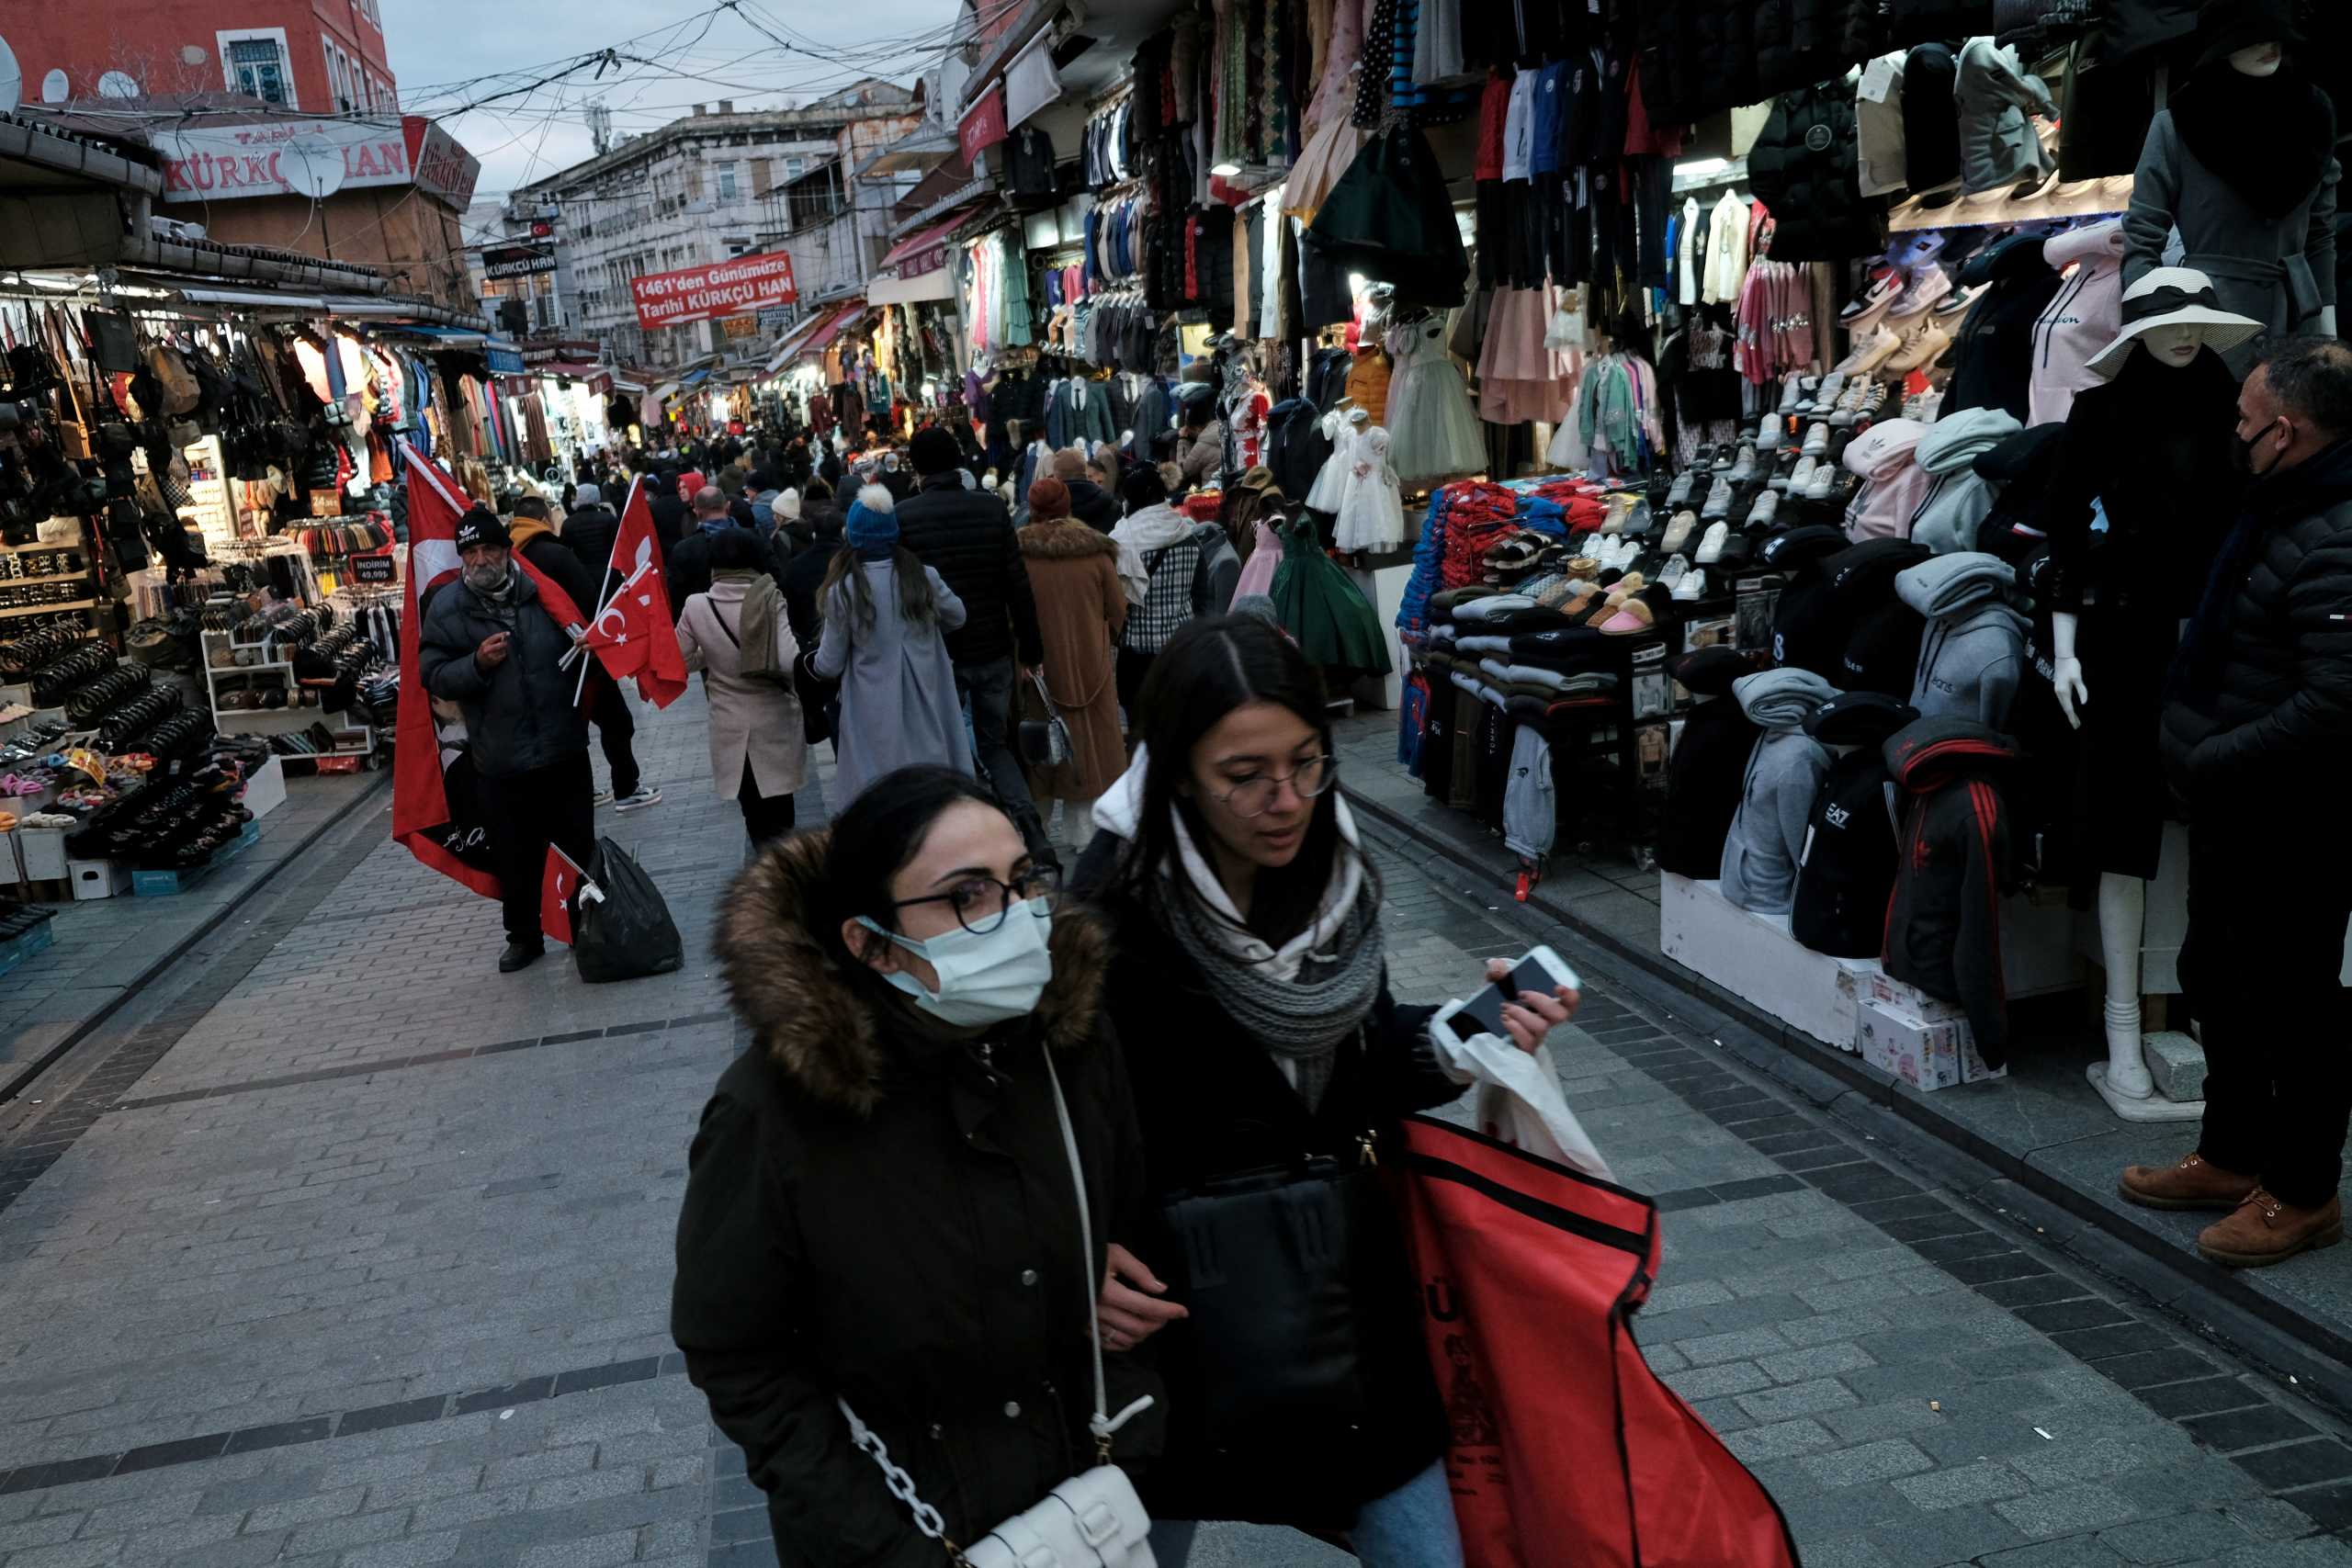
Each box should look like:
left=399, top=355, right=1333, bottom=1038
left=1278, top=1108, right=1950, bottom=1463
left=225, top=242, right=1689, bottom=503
left=2086, top=266, right=2266, bottom=377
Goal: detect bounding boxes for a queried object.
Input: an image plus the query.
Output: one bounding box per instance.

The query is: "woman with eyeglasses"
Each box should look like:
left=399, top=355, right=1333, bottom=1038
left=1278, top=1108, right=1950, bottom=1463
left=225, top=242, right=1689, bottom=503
left=675, top=765, right=1162, bottom=1566
left=1069, top=615, right=1579, bottom=1567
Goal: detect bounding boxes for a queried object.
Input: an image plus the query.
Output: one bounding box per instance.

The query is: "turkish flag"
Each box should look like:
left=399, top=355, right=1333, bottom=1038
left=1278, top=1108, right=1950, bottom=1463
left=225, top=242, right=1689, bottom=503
left=391, top=440, right=591, bottom=901
left=579, top=477, right=688, bottom=708
left=541, top=843, right=590, bottom=946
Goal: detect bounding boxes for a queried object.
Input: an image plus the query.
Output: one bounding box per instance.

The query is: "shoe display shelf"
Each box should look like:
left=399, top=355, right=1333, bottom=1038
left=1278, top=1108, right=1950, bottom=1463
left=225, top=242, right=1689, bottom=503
left=130, top=818, right=260, bottom=897
left=1660, top=872, right=2075, bottom=1083
left=201, top=628, right=308, bottom=734
left=273, top=723, right=376, bottom=773
left=0, top=539, right=102, bottom=630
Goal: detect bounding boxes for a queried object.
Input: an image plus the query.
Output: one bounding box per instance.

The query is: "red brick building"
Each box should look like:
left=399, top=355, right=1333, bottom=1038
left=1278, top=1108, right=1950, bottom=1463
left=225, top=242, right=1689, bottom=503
left=7, top=0, right=395, bottom=116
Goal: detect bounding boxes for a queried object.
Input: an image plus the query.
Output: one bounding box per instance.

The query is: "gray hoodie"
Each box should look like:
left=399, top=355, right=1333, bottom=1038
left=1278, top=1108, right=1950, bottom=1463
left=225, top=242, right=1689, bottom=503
left=1898, top=553, right=2030, bottom=728
left=1954, top=39, right=2056, bottom=196
left=1907, top=408, right=2022, bottom=557
left=1719, top=668, right=1838, bottom=914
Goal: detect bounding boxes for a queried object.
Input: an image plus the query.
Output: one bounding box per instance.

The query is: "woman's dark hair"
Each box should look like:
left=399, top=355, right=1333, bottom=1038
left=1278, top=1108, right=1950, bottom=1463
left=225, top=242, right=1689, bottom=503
left=1121, top=464, right=1169, bottom=512
left=1114, top=615, right=1364, bottom=946
left=805, top=477, right=833, bottom=501
left=819, top=541, right=937, bottom=632
left=707, top=526, right=765, bottom=571
left=822, top=766, right=1004, bottom=969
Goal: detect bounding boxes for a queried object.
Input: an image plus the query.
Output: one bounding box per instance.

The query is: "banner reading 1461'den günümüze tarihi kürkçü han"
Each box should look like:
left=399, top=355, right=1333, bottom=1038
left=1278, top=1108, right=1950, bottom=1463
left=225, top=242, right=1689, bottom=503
left=628, top=251, right=799, bottom=331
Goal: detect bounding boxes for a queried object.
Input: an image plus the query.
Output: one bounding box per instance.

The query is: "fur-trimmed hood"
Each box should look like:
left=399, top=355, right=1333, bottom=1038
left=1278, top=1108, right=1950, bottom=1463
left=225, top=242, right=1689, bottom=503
left=1017, top=518, right=1123, bottom=559
left=716, top=830, right=1112, bottom=1113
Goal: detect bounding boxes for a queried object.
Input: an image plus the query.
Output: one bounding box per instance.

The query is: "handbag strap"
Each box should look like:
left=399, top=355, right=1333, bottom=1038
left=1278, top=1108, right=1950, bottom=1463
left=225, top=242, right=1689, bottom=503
left=838, top=1045, right=1153, bottom=1543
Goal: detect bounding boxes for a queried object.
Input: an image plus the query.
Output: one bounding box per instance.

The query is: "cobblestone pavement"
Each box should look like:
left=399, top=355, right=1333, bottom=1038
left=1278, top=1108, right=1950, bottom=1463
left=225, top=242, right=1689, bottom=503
left=0, top=690, right=2349, bottom=1566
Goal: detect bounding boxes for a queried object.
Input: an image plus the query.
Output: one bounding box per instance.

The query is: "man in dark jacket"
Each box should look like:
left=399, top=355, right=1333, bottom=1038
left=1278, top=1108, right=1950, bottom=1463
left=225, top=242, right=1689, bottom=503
left=514, top=496, right=658, bottom=815
left=668, top=486, right=760, bottom=608
left=647, top=468, right=690, bottom=581
left=896, top=425, right=1052, bottom=860
left=417, top=508, right=596, bottom=974
left=2123, top=337, right=2352, bottom=1268
left=1051, top=446, right=1121, bottom=532
left=775, top=481, right=844, bottom=647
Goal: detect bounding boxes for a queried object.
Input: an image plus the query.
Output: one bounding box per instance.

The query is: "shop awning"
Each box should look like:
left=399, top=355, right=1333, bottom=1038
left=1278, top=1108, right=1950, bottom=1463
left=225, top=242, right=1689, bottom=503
left=869, top=270, right=956, bottom=306
left=763, top=299, right=864, bottom=372
left=680, top=368, right=711, bottom=388
left=483, top=337, right=525, bottom=375
left=880, top=216, right=965, bottom=271
left=801, top=303, right=865, bottom=359
left=179, top=285, right=329, bottom=310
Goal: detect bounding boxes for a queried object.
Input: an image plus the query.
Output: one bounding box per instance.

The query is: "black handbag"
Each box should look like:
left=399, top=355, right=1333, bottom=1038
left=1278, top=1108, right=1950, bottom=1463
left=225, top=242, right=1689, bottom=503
left=792, top=645, right=839, bottom=745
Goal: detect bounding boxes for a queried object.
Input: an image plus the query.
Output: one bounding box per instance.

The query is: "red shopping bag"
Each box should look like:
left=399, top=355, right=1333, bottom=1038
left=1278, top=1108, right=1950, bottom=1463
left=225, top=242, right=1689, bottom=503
left=1398, top=1115, right=1804, bottom=1568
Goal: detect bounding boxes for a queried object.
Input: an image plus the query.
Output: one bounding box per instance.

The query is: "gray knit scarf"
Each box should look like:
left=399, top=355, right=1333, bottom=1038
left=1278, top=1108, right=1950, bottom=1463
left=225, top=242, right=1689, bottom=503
left=1148, top=852, right=1385, bottom=1112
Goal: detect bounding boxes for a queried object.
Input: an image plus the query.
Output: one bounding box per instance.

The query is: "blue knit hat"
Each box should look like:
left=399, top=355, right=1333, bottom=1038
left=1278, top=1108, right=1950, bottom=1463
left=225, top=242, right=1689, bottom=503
left=843, top=484, right=898, bottom=558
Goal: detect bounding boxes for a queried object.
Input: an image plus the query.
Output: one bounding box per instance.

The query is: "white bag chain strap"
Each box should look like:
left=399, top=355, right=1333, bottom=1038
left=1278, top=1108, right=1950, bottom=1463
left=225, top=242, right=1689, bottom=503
left=836, top=1047, right=1150, bottom=1551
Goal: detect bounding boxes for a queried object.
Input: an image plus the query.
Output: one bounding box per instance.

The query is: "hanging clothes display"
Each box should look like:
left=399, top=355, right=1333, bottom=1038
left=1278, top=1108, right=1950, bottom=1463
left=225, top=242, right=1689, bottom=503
left=1383, top=314, right=1484, bottom=486
left=1271, top=513, right=1394, bottom=677
left=1332, top=423, right=1407, bottom=552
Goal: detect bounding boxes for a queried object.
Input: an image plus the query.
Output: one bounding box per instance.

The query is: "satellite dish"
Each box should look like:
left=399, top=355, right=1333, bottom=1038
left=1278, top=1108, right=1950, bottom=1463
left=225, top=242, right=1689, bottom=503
left=96, top=70, right=139, bottom=99
left=277, top=134, right=346, bottom=199
left=0, top=36, right=22, bottom=112
left=39, top=69, right=66, bottom=105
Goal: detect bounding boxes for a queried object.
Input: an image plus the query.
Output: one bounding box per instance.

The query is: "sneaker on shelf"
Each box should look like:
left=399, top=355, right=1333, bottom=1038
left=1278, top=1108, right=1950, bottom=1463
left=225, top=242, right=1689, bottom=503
left=1801, top=422, right=1831, bottom=457
left=613, top=786, right=664, bottom=813
left=1833, top=325, right=1901, bottom=375
left=1904, top=388, right=1947, bottom=423
left=1747, top=490, right=1781, bottom=531
left=1804, top=460, right=1840, bottom=502
left=1888, top=231, right=1948, bottom=271
left=1665, top=468, right=1695, bottom=508
left=1701, top=475, right=1735, bottom=522
left=1757, top=413, right=1782, bottom=455
left=1778, top=454, right=1815, bottom=493
left=591, top=787, right=616, bottom=807
left=1852, top=382, right=1891, bottom=425
left=1827, top=378, right=1873, bottom=428
left=1695, top=522, right=1729, bottom=564
left=1657, top=554, right=1690, bottom=588
left=1887, top=264, right=1953, bottom=320
left=1727, top=444, right=1758, bottom=483
left=1808, top=372, right=1848, bottom=415
left=1887, top=322, right=1953, bottom=374
left=1776, top=371, right=1806, bottom=416
left=1838, top=265, right=1906, bottom=332
left=1933, top=282, right=1986, bottom=319
left=1658, top=509, right=1697, bottom=554
left=1673, top=568, right=1707, bottom=602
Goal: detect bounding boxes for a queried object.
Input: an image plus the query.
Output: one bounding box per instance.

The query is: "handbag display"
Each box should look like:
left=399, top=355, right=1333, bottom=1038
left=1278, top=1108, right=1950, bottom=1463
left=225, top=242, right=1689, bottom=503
left=1017, top=667, right=1074, bottom=767
left=845, top=1049, right=1156, bottom=1567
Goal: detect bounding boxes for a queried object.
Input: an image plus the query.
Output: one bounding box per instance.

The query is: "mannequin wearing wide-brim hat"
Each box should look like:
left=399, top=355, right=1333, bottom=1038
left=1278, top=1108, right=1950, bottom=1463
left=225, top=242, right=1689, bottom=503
left=2040, top=266, right=2263, bottom=1110
left=2121, top=0, right=2339, bottom=378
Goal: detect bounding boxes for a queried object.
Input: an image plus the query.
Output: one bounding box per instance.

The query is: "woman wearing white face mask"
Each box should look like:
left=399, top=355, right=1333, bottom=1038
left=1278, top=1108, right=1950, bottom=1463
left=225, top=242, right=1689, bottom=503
left=675, top=766, right=1163, bottom=1566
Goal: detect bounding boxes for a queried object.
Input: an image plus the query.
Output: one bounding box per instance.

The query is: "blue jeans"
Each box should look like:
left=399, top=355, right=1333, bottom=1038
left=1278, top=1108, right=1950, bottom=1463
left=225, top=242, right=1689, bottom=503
left=1148, top=1461, right=1464, bottom=1567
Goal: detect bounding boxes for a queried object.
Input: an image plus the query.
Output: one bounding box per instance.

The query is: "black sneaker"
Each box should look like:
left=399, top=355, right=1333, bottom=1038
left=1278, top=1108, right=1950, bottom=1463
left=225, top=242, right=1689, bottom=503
left=498, top=942, right=546, bottom=974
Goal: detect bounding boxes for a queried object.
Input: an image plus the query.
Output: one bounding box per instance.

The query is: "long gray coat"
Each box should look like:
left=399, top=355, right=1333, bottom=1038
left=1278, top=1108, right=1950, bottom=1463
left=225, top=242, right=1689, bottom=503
left=2125, top=109, right=2340, bottom=376
left=810, top=558, right=973, bottom=806
left=676, top=576, right=808, bottom=801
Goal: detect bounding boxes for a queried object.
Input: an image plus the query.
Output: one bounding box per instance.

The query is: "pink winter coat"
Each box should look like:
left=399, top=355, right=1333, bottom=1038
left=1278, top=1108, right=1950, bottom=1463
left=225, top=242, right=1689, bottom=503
left=1843, top=418, right=1932, bottom=542
left=2028, top=220, right=2126, bottom=428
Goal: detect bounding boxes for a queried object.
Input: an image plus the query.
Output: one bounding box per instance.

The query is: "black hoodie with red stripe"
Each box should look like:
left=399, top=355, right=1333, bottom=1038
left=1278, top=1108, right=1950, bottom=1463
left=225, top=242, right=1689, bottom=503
left=1880, top=717, right=2020, bottom=1066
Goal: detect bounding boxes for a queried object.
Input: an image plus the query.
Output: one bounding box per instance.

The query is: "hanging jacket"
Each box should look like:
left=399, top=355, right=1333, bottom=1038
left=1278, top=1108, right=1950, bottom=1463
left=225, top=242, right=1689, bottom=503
left=2028, top=220, right=2126, bottom=428
left=1791, top=691, right=1917, bottom=958
left=1265, top=398, right=1335, bottom=503
left=1901, top=43, right=1962, bottom=193
left=1634, top=0, right=1883, bottom=128
left=1660, top=690, right=1762, bottom=878
left=1898, top=553, right=2030, bottom=727
left=1719, top=668, right=1838, bottom=914
left=1882, top=717, right=2020, bottom=1066
left=1954, top=39, right=2056, bottom=195
left=1304, top=127, right=1471, bottom=310
left=1969, top=423, right=2067, bottom=572
left=1760, top=525, right=1854, bottom=680
left=1826, top=537, right=1932, bottom=696
left=1943, top=233, right=2063, bottom=423
left=1908, top=408, right=2024, bottom=555
left=1747, top=81, right=1883, bottom=263
left=1502, top=725, right=1557, bottom=861
left=1842, top=418, right=1931, bottom=543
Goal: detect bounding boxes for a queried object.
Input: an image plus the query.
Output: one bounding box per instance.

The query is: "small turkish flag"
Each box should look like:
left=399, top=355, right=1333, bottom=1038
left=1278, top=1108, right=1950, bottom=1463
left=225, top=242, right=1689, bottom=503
left=579, top=478, right=689, bottom=708
left=542, top=843, right=591, bottom=946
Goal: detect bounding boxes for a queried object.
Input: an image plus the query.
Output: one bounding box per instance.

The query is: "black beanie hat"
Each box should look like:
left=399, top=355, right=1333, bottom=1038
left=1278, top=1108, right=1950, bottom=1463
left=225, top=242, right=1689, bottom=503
left=455, top=507, right=510, bottom=552
left=1806, top=690, right=1918, bottom=747
left=909, top=425, right=963, bottom=477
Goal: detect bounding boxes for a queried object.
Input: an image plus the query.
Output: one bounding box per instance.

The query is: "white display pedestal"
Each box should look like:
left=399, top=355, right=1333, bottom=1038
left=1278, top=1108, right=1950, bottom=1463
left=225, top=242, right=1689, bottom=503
left=1659, top=873, right=1875, bottom=1052
left=1346, top=560, right=1414, bottom=713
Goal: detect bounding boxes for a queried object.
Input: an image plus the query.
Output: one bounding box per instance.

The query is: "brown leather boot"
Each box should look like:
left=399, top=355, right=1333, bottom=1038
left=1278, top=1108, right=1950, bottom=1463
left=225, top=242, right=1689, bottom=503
left=2198, top=1190, right=2345, bottom=1269
left=2118, top=1153, right=2257, bottom=1212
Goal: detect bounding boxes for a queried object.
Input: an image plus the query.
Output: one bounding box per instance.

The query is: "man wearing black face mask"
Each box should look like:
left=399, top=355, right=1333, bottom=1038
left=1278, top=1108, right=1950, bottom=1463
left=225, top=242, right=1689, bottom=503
left=2122, top=337, right=2352, bottom=1269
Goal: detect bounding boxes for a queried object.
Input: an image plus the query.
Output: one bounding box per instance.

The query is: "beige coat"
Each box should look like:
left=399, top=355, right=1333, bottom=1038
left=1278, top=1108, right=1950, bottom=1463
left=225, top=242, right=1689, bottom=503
left=676, top=575, right=808, bottom=800
left=1015, top=519, right=1127, bottom=801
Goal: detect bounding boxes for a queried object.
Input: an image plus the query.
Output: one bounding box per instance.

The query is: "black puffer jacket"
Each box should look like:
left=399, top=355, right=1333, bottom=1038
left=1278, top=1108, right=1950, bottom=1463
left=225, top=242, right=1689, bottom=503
left=1942, top=234, right=2062, bottom=423
left=675, top=834, right=1163, bottom=1568
left=896, top=474, right=1046, bottom=667
left=1639, top=0, right=1881, bottom=127
left=416, top=569, right=589, bottom=778
left=2162, top=438, right=2352, bottom=804
left=1747, top=82, right=1883, bottom=263
left=559, top=502, right=620, bottom=593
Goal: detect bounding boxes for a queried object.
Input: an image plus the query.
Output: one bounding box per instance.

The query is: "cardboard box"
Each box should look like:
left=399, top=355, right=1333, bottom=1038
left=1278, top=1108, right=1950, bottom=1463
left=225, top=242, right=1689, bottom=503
left=16, top=828, right=67, bottom=882
left=242, top=753, right=286, bottom=820
left=1857, top=998, right=1998, bottom=1090
left=1866, top=969, right=1968, bottom=1022
left=66, top=858, right=130, bottom=900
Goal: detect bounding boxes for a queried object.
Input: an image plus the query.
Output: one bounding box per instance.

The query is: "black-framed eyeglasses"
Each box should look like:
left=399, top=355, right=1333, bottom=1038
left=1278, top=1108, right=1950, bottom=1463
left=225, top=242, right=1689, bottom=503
left=1216, top=755, right=1338, bottom=819
left=888, top=864, right=1062, bottom=935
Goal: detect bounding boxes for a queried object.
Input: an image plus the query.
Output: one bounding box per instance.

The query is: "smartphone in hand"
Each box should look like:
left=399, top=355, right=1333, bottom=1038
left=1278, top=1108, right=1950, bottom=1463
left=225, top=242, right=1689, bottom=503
left=1431, top=945, right=1582, bottom=1053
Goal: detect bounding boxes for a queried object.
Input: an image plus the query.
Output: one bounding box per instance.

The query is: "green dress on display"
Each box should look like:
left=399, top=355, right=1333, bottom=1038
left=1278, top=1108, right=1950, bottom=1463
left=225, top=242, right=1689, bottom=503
left=1269, top=513, right=1394, bottom=682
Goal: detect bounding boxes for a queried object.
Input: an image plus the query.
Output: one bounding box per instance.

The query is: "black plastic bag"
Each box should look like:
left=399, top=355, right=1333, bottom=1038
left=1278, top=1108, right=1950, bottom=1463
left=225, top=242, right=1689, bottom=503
left=574, top=835, right=684, bottom=984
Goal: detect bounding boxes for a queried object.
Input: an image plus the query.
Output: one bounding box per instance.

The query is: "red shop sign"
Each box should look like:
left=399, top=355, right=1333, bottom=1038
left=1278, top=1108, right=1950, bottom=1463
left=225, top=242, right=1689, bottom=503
left=958, top=87, right=1008, bottom=168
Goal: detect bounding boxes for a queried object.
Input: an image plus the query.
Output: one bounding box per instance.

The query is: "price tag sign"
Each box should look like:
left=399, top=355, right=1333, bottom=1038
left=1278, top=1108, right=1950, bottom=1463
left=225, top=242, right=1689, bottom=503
left=350, top=555, right=397, bottom=585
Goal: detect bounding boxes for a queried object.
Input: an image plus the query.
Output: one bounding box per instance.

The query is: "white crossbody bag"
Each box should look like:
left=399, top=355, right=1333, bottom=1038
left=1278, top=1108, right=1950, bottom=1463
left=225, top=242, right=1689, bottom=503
left=840, top=1050, right=1157, bottom=1567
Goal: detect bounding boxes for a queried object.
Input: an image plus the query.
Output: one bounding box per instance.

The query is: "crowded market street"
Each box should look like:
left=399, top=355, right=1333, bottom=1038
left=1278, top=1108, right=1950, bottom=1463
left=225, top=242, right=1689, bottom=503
left=0, top=694, right=2345, bottom=1567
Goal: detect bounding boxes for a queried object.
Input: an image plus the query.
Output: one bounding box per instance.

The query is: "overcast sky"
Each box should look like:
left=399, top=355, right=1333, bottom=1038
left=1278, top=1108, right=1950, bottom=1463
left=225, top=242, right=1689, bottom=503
left=383, top=0, right=961, bottom=196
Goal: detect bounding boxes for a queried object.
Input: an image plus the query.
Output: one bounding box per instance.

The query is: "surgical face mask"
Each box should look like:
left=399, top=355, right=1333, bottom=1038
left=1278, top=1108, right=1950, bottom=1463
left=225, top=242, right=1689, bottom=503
left=2233, top=416, right=2287, bottom=477
left=856, top=899, right=1055, bottom=1027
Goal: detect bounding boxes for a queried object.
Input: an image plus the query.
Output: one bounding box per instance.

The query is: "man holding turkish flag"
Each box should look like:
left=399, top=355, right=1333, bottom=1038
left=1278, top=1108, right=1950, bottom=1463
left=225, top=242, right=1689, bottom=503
left=408, top=447, right=601, bottom=974
left=577, top=478, right=688, bottom=709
